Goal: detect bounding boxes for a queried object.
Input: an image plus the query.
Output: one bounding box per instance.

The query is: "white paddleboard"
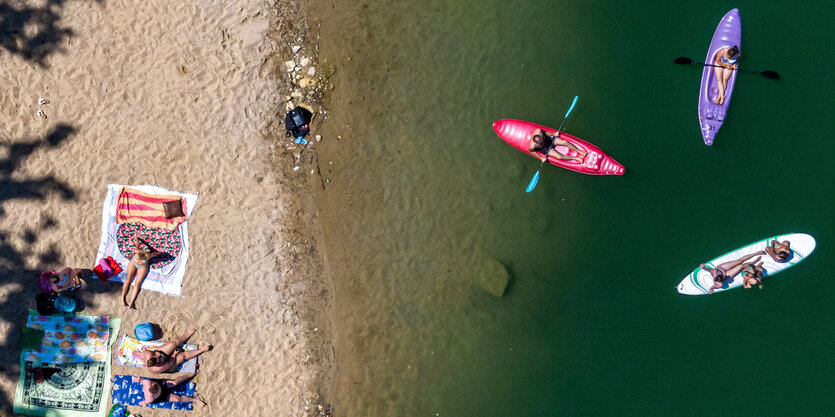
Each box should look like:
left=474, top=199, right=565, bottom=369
left=677, top=233, right=816, bottom=295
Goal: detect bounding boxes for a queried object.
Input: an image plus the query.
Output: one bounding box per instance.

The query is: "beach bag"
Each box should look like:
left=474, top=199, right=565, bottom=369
left=35, top=292, right=57, bottom=315
left=93, top=257, right=122, bottom=281
left=37, top=270, right=54, bottom=293
left=54, top=292, right=77, bottom=313
left=135, top=323, right=155, bottom=341
left=285, top=106, right=313, bottom=139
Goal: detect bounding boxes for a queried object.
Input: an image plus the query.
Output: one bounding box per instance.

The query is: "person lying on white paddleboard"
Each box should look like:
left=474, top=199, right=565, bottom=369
left=700, top=252, right=762, bottom=294
left=741, top=258, right=765, bottom=289
left=759, top=239, right=792, bottom=263
left=528, top=128, right=586, bottom=163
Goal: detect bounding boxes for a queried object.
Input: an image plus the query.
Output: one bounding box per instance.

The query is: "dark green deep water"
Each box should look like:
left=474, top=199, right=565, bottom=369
left=313, top=0, right=834, bottom=415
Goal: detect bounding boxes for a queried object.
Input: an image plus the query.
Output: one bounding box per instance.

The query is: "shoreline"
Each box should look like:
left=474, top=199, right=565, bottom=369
left=0, top=0, right=335, bottom=415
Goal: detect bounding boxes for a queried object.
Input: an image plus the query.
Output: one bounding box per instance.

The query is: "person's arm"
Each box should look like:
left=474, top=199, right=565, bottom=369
left=51, top=268, right=70, bottom=292
left=69, top=268, right=87, bottom=289
left=147, top=362, right=169, bottom=374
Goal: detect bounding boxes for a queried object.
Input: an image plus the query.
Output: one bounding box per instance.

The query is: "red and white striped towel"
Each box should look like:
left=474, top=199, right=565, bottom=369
left=116, top=187, right=187, bottom=230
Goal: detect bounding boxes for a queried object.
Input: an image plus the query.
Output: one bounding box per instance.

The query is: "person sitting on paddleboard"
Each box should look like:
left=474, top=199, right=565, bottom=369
left=713, top=45, right=739, bottom=105
left=742, top=259, right=766, bottom=289
left=760, top=239, right=792, bottom=263
left=528, top=128, right=586, bottom=163
left=700, top=252, right=761, bottom=294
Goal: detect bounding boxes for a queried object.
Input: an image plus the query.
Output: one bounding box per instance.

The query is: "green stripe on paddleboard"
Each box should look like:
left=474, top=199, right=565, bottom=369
left=689, top=269, right=708, bottom=293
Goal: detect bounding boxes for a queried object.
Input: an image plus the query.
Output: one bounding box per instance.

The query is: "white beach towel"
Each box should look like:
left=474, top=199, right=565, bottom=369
left=96, top=184, right=198, bottom=296
left=114, top=334, right=198, bottom=373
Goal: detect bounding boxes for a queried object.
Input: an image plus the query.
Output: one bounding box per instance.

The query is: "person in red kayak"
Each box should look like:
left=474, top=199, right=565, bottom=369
left=528, top=128, right=586, bottom=163
left=713, top=45, right=739, bottom=105
left=700, top=252, right=761, bottom=294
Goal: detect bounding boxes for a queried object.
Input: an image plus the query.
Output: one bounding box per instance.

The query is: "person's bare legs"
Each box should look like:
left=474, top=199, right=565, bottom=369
left=168, top=393, right=206, bottom=407
left=718, top=68, right=733, bottom=104
left=121, top=262, right=137, bottom=307
left=547, top=148, right=583, bottom=163
left=127, top=267, right=150, bottom=309
left=713, top=253, right=760, bottom=272
left=165, top=371, right=205, bottom=406
left=713, top=65, right=725, bottom=104
left=172, top=328, right=197, bottom=347
left=174, top=345, right=213, bottom=366
left=722, top=261, right=754, bottom=278
left=553, top=137, right=587, bottom=156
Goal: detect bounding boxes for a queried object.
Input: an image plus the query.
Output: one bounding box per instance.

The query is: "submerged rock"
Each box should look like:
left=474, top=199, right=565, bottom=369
left=478, top=258, right=510, bottom=297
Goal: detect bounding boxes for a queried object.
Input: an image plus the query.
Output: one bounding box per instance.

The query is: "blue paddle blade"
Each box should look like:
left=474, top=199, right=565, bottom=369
left=565, top=96, right=578, bottom=118
left=525, top=171, right=540, bottom=193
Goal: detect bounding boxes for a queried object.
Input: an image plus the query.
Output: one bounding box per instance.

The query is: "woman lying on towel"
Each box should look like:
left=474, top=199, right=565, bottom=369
left=140, top=328, right=213, bottom=374
left=134, top=371, right=206, bottom=407
left=121, top=237, right=163, bottom=309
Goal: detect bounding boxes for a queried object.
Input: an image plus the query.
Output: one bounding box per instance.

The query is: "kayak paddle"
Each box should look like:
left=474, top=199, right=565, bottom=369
left=525, top=95, right=578, bottom=193
left=673, top=57, right=780, bottom=80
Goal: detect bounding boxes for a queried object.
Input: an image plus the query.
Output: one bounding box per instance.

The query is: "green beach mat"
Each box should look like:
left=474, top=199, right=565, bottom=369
left=13, top=317, right=121, bottom=417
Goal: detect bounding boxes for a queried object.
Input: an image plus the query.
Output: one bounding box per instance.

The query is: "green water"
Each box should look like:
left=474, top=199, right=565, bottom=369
left=312, top=0, right=834, bottom=415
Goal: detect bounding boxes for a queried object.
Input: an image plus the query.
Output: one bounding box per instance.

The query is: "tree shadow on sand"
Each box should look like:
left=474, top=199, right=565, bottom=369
left=0, top=124, right=118, bottom=413
left=0, top=0, right=103, bottom=67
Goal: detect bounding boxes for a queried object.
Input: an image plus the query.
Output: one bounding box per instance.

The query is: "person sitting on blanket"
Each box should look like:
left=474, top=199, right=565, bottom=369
left=135, top=370, right=206, bottom=407
left=140, top=328, right=213, bottom=374
left=50, top=267, right=93, bottom=293
left=122, top=237, right=163, bottom=309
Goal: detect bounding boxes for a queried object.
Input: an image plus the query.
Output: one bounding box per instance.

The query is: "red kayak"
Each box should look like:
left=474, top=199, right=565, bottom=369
left=492, top=119, right=624, bottom=175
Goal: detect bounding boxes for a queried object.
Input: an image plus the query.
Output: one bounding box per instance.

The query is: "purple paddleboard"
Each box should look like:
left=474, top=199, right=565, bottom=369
left=698, top=9, right=741, bottom=146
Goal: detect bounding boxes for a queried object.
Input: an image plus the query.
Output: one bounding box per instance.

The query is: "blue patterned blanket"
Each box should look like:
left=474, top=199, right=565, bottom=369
left=110, top=375, right=195, bottom=410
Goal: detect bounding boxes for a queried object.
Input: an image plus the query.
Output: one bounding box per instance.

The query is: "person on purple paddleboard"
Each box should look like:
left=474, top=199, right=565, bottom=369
left=713, top=45, right=739, bottom=105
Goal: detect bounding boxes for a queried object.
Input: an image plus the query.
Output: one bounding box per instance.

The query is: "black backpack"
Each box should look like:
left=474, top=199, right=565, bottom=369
left=285, top=106, right=313, bottom=139
left=36, top=292, right=57, bottom=315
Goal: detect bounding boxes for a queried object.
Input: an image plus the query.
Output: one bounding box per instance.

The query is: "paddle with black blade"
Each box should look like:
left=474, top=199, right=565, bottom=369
left=525, top=95, right=578, bottom=193
left=673, top=57, right=781, bottom=79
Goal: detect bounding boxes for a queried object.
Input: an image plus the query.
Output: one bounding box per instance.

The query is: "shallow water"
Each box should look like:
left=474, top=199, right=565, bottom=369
left=312, top=0, right=834, bottom=415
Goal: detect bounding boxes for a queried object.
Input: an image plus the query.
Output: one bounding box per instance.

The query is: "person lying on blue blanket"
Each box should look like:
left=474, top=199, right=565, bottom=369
left=135, top=371, right=206, bottom=407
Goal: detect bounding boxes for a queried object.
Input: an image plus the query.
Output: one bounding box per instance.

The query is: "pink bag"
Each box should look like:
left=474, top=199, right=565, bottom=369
left=37, top=270, right=54, bottom=293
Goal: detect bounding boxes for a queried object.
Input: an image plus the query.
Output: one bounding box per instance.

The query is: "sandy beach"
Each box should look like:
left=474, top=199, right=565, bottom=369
left=0, top=0, right=333, bottom=415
